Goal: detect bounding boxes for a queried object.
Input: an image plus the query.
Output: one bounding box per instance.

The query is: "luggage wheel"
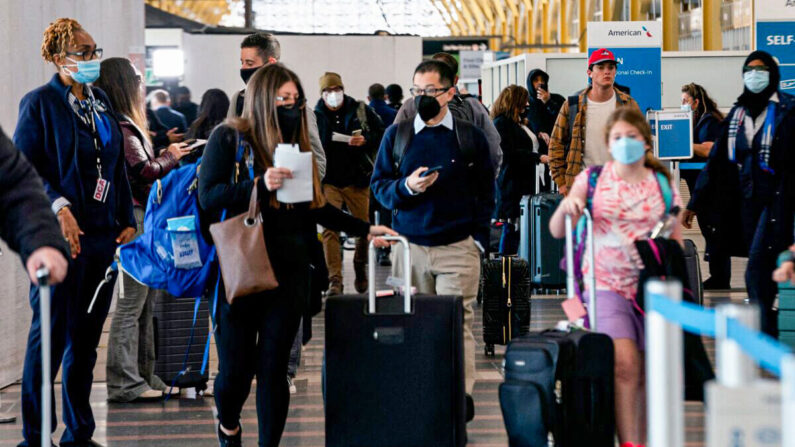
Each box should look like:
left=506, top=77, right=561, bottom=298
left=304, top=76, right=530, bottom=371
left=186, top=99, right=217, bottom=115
left=484, top=344, right=495, bottom=357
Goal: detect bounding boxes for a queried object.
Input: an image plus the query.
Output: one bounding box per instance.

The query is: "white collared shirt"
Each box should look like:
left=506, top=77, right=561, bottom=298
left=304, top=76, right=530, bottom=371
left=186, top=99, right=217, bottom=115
left=413, top=106, right=454, bottom=134
left=744, top=92, right=779, bottom=143
left=404, top=107, right=454, bottom=195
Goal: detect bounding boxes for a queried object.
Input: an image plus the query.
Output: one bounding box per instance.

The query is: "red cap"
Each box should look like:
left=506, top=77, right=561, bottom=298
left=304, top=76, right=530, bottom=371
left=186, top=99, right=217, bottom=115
left=588, top=48, right=618, bottom=67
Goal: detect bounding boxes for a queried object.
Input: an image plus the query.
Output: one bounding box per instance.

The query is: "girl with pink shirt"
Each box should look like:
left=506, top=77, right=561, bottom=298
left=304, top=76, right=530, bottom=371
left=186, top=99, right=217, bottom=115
left=550, top=107, right=683, bottom=447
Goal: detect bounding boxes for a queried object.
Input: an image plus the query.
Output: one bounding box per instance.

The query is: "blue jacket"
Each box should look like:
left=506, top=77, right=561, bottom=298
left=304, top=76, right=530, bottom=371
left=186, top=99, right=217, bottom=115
left=155, top=106, right=188, bottom=134
left=369, top=99, right=397, bottom=128
left=13, top=74, right=135, bottom=234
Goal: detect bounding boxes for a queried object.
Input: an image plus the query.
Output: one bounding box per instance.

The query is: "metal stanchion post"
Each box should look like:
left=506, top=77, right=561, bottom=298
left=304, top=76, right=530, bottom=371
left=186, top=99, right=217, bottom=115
left=646, top=278, right=684, bottom=447
left=783, top=355, right=795, bottom=447
left=37, top=268, right=52, bottom=447
left=715, top=304, right=759, bottom=387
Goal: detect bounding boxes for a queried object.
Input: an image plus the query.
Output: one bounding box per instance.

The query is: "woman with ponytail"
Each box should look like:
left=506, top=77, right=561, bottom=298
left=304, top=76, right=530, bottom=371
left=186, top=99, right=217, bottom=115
left=549, top=107, right=684, bottom=447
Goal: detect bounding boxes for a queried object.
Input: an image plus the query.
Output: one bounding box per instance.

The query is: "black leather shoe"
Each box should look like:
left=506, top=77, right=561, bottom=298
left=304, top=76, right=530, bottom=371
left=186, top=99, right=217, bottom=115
left=217, top=423, right=242, bottom=447
left=465, top=394, right=475, bottom=422
left=703, top=277, right=730, bottom=290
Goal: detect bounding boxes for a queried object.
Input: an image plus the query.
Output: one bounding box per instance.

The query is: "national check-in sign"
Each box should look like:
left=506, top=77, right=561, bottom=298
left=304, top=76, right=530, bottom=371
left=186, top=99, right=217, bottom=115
left=588, top=21, right=662, bottom=113
left=647, top=111, right=693, bottom=161
left=756, top=0, right=795, bottom=92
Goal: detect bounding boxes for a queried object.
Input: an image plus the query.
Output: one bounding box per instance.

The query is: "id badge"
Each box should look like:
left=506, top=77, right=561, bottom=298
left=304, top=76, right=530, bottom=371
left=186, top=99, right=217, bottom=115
left=93, top=178, right=110, bottom=203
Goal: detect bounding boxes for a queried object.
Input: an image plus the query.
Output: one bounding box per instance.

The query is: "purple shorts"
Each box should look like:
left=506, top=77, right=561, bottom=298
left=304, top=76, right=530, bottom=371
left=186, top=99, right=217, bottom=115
left=588, top=290, right=645, bottom=350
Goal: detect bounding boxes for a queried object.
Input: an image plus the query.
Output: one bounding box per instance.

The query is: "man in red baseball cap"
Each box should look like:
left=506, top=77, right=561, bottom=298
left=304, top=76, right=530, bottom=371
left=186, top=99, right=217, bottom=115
left=548, top=47, right=640, bottom=194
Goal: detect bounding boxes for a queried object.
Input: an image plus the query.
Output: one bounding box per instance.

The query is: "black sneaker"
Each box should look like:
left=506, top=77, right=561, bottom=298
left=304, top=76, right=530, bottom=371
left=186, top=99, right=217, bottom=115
left=217, top=423, right=242, bottom=447
left=465, top=394, right=475, bottom=422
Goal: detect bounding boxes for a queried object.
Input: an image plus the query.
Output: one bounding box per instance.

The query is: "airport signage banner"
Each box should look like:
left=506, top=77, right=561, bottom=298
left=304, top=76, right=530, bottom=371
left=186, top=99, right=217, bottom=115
left=647, top=110, right=693, bottom=161
left=756, top=0, right=795, bottom=92
left=588, top=21, right=662, bottom=113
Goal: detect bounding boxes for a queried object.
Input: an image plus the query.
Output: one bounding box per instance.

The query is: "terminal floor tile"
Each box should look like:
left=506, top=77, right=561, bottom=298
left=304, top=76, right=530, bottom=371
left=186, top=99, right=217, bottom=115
left=0, top=231, right=751, bottom=446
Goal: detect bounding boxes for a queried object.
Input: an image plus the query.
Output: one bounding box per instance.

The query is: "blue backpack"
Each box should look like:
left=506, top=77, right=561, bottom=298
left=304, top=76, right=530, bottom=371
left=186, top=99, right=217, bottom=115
left=117, top=162, right=216, bottom=298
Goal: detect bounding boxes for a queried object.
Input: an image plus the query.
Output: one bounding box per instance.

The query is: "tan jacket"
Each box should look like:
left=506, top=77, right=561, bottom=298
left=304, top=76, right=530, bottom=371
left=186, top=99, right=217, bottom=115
left=548, top=87, right=639, bottom=192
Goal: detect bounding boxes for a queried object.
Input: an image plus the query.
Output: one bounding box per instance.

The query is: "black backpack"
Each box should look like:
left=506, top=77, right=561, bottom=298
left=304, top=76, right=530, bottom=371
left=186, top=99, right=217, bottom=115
left=391, top=117, right=477, bottom=175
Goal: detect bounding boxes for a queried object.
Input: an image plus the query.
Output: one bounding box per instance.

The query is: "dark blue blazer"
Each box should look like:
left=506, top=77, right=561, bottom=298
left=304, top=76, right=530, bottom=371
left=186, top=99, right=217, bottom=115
left=155, top=106, right=188, bottom=134
left=13, top=74, right=135, bottom=234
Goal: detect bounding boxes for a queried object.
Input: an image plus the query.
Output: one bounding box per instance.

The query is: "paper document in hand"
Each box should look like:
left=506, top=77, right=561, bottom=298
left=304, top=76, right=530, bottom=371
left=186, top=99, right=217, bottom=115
left=331, top=132, right=352, bottom=144
left=274, top=146, right=314, bottom=203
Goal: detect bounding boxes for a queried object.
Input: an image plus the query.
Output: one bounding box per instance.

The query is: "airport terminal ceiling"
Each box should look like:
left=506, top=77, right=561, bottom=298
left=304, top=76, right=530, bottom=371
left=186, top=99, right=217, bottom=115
left=146, top=0, right=754, bottom=54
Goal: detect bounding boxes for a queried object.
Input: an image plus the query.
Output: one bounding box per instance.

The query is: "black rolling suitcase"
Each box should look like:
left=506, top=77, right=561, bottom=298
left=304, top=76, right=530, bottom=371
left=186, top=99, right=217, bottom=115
left=683, top=239, right=703, bottom=304
left=325, top=236, right=466, bottom=447
left=500, top=212, right=615, bottom=447
left=153, top=293, right=210, bottom=390
left=480, top=256, right=531, bottom=356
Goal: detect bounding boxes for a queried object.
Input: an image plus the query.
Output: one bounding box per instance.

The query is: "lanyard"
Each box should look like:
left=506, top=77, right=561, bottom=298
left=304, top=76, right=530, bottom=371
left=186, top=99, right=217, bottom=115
left=77, top=92, right=104, bottom=180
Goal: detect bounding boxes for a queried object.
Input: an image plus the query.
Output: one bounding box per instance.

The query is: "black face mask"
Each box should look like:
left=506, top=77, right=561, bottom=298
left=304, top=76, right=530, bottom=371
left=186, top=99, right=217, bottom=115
left=277, top=105, right=302, bottom=142
left=240, top=66, right=260, bottom=85
left=415, top=95, right=442, bottom=122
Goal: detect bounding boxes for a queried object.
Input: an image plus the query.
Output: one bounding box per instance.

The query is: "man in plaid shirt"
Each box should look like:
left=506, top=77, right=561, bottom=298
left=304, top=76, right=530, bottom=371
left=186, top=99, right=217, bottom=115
left=549, top=48, right=640, bottom=195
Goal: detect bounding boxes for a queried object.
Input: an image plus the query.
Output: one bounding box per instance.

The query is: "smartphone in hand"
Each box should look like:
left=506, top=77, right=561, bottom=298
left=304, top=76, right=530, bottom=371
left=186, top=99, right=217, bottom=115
left=421, top=165, right=443, bottom=177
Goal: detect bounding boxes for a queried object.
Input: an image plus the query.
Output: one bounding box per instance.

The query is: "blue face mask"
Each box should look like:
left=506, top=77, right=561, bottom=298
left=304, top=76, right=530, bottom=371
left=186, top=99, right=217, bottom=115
left=680, top=103, right=691, bottom=112
left=63, top=58, right=101, bottom=84
left=743, top=70, right=770, bottom=94
left=610, top=137, right=647, bottom=165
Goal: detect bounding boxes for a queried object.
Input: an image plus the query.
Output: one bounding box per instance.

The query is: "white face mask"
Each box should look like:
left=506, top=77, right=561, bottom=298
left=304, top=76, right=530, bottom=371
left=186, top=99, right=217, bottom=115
left=323, top=91, right=343, bottom=108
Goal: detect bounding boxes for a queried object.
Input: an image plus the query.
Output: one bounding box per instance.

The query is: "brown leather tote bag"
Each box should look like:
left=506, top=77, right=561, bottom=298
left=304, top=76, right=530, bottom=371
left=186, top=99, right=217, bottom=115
left=209, top=178, right=278, bottom=303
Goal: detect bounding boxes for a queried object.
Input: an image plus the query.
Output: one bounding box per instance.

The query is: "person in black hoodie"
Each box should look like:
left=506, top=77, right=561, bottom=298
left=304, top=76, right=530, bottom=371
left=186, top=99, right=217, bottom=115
left=491, top=85, right=548, bottom=254
left=314, top=72, right=385, bottom=295
left=685, top=51, right=795, bottom=336
left=525, top=68, right=565, bottom=138
left=198, top=63, right=394, bottom=447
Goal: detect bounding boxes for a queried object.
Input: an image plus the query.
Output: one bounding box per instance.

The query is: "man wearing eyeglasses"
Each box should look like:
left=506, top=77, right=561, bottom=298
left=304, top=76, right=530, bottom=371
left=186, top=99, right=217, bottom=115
left=371, top=60, right=495, bottom=423
left=314, top=72, right=385, bottom=296
left=394, top=52, right=501, bottom=175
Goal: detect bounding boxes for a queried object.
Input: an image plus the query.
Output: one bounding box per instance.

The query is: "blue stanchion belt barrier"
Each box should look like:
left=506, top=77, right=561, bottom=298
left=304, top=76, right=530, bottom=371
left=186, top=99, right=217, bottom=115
left=648, top=293, right=792, bottom=376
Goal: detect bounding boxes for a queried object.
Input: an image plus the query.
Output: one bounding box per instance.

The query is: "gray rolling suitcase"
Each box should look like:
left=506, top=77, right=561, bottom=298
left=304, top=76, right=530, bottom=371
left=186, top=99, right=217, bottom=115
left=325, top=236, right=466, bottom=447
left=526, top=193, right=565, bottom=289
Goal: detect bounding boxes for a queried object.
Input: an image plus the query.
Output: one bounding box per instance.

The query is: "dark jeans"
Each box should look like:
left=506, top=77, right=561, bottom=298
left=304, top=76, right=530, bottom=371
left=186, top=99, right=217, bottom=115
left=744, top=206, right=780, bottom=337
left=682, top=169, right=731, bottom=285
left=214, top=277, right=302, bottom=447
left=20, top=234, right=116, bottom=446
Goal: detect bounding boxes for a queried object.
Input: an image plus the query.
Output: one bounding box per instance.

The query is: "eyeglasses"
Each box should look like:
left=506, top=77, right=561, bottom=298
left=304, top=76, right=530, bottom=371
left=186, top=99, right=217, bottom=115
left=743, top=65, right=769, bottom=73
left=410, top=86, right=452, bottom=97
left=66, top=48, right=103, bottom=60
left=276, top=96, right=305, bottom=107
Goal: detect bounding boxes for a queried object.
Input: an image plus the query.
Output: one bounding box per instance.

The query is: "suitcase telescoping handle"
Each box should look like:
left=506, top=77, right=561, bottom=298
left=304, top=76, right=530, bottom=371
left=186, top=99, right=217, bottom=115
left=35, top=267, right=52, bottom=447
left=368, top=235, right=411, bottom=314
left=564, top=210, right=596, bottom=330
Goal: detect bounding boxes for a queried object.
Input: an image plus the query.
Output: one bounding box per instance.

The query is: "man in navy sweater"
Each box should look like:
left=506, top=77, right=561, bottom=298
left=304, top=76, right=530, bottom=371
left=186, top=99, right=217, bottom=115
left=371, top=60, right=494, bottom=421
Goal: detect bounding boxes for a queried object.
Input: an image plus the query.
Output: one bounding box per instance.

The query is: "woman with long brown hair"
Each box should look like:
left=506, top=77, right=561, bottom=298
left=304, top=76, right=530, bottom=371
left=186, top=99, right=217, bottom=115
left=95, top=57, right=191, bottom=402
left=550, top=107, right=683, bottom=447
left=198, top=63, right=394, bottom=447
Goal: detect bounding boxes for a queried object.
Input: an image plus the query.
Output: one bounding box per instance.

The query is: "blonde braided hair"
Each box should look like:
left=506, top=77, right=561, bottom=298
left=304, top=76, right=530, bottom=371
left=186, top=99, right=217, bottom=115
left=41, top=18, right=83, bottom=62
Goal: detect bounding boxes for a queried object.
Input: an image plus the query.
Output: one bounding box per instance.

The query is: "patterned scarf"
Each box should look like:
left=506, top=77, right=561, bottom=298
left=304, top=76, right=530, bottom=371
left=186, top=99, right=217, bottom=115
left=68, top=88, right=111, bottom=147
left=727, top=101, right=776, bottom=174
